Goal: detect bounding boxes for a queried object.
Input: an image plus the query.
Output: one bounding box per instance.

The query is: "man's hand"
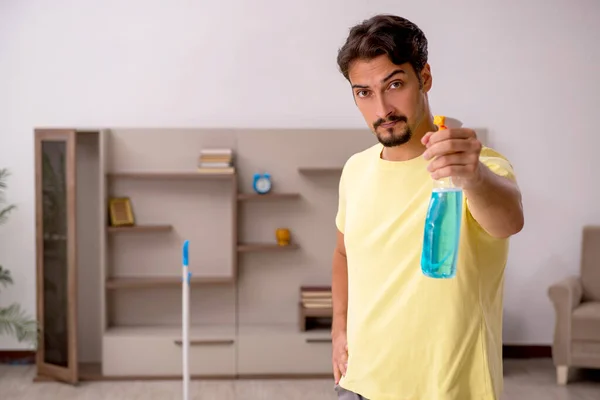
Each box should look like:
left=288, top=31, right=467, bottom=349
left=422, top=126, right=524, bottom=238
left=421, top=127, right=483, bottom=190
left=332, top=332, right=348, bottom=384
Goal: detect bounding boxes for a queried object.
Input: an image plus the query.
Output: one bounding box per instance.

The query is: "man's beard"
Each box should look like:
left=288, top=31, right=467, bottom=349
left=372, top=114, right=412, bottom=147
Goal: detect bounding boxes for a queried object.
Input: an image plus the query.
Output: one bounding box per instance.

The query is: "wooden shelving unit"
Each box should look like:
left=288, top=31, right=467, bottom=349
left=106, top=276, right=233, bottom=289
left=107, top=224, right=173, bottom=233
left=33, top=127, right=373, bottom=383
left=100, top=157, right=240, bottom=379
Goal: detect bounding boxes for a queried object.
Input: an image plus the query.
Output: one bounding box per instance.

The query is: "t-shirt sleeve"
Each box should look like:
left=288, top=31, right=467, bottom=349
left=465, top=147, right=519, bottom=237
left=335, top=163, right=347, bottom=234
left=479, top=147, right=517, bottom=182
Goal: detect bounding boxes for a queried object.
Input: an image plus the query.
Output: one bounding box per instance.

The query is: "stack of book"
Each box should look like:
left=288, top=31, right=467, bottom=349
left=300, top=286, right=332, bottom=310
left=197, top=148, right=234, bottom=174
left=299, top=285, right=332, bottom=331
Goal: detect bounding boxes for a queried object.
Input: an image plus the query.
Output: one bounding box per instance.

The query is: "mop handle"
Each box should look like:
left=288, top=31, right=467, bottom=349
left=182, top=240, right=190, bottom=400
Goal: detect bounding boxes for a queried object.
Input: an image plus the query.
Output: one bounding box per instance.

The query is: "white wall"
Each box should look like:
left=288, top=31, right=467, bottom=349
left=1, top=0, right=599, bottom=349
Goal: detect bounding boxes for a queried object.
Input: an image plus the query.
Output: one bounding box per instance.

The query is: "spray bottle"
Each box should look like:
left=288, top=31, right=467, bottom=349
left=420, top=116, right=463, bottom=279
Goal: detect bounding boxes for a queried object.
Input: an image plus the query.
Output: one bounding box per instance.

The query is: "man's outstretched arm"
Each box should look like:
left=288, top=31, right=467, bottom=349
left=463, top=162, right=524, bottom=238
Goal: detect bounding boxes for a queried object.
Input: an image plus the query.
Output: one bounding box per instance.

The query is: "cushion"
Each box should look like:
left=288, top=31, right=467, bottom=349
left=572, top=301, right=600, bottom=341
left=581, top=226, right=600, bottom=301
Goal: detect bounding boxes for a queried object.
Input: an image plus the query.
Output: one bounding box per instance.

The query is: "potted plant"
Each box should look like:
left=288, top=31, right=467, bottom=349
left=0, top=168, right=38, bottom=347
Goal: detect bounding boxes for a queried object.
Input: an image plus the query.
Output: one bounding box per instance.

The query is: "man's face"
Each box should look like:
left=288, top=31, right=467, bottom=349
left=348, top=55, right=431, bottom=147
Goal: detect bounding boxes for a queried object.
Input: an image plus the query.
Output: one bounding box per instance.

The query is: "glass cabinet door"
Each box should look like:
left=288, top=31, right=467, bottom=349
left=34, top=129, right=78, bottom=384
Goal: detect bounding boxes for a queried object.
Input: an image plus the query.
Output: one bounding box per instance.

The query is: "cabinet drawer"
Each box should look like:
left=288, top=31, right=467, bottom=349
left=102, top=327, right=235, bottom=377
left=237, top=326, right=332, bottom=375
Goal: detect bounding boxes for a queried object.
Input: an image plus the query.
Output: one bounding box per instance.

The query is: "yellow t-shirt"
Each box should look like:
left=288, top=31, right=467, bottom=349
left=336, top=143, right=516, bottom=400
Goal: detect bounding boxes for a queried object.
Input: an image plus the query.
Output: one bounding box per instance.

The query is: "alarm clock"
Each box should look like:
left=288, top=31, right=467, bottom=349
left=253, top=173, right=272, bottom=194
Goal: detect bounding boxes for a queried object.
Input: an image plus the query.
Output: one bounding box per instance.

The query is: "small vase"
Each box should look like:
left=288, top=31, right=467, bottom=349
left=275, top=228, right=291, bottom=246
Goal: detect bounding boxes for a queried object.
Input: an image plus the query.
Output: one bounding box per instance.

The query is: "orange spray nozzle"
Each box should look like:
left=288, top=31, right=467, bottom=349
left=433, top=115, right=447, bottom=130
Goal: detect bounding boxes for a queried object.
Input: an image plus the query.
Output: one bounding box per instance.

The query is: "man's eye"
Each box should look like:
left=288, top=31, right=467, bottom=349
left=390, top=81, right=403, bottom=89
left=356, top=90, right=369, bottom=98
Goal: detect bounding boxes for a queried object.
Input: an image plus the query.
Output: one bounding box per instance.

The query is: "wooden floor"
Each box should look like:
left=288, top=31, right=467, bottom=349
left=1, top=359, right=599, bottom=399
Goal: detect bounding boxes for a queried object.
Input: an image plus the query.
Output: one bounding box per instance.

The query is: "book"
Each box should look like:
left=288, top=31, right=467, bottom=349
left=198, top=148, right=235, bottom=173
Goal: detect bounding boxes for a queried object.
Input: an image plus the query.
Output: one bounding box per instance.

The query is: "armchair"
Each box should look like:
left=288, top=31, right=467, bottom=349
left=548, top=225, right=600, bottom=384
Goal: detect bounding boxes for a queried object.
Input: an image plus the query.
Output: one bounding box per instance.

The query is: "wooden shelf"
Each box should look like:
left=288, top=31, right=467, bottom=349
left=237, top=193, right=300, bottom=201
left=237, top=243, right=299, bottom=252
left=300, top=305, right=332, bottom=318
left=297, top=167, right=342, bottom=175
left=107, top=224, right=173, bottom=233
left=104, top=325, right=236, bottom=339
left=299, top=304, right=332, bottom=332
left=106, top=276, right=233, bottom=289
left=107, top=171, right=235, bottom=180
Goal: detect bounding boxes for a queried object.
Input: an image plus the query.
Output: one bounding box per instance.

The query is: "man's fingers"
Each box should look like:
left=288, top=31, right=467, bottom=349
left=427, top=128, right=475, bottom=146
left=333, top=348, right=348, bottom=383
left=427, top=153, right=478, bottom=173
left=339, top=347, right=348, bottom=376
left=423, top=139, right=473, bottom=160
left=430, top=164, right=477, bottom=180
left=339, top=361, right=347, bottom=377
left=333, top=339, right=349, bottom=384
left=421, top=130, right=435, bottom=145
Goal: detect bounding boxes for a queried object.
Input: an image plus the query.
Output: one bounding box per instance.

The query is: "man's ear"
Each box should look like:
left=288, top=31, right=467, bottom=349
left=420, top=63, right=433, bottom=92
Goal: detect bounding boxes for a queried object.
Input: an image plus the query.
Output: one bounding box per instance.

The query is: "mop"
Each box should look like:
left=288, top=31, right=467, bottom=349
left=182, top=240, right=191, bottom=400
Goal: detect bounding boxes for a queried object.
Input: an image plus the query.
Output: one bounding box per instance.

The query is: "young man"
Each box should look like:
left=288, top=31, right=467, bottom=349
left=331, top=14, right=524, bottom=400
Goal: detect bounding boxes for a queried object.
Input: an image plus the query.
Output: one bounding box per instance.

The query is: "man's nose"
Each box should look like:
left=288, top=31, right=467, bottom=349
left=375, top=96, right=394, bottom=119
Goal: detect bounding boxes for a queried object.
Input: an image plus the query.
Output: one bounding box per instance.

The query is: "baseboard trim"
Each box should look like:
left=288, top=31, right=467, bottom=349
left=503, top=345, right=552, bottom=358
left=2, top=345, right=551, bottom=381
left=0, top=350, right=35, bottom=364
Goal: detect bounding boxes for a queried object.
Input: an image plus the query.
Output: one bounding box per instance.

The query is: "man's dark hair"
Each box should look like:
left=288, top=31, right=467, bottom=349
left=337, top=14, right=428, bottom=84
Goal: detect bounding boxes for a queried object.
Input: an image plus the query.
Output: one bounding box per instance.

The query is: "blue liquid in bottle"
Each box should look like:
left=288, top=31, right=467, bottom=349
left=421, top=178, right=463, bottom=279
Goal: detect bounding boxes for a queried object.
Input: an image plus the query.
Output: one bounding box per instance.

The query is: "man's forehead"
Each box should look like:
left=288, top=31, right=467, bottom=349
left=349, top=58, right=410, bottom=87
